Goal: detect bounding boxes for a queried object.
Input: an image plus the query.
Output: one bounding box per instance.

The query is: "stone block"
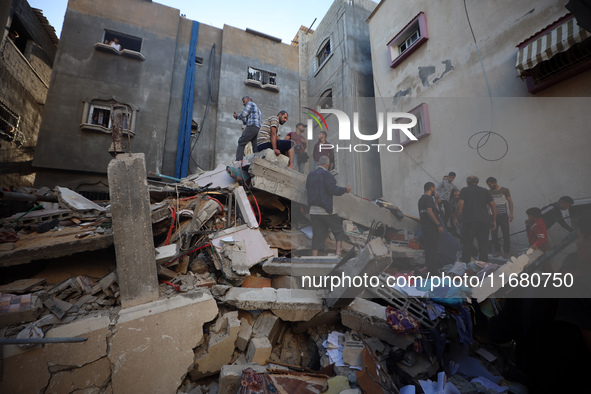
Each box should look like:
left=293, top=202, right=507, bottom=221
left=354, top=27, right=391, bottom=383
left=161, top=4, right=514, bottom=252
left=218, top=364, right=267, bottom=394
left=236, top=318, right=253, bottom=352
left=259, top=148, right=290, bottom=166
left=191, top=310, right=242, bottom=379
left=246, top=337, right=272, bottom=365
left=342, top=340, right=364, bottom=367
left=252, top=312, right=284, bottom=346
left=155, top=244, right=178, bottom=264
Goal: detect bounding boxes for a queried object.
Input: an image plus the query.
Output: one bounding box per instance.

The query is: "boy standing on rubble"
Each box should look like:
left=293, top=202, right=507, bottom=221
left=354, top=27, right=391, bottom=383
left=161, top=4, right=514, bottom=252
left=525, top=207, right=549, bottom=251
left=306, top=155, right=351, bottom=256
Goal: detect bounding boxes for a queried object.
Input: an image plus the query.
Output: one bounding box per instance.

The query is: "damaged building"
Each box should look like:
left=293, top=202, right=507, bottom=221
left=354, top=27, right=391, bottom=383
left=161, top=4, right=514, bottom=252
left=2, top=0, right=591, bottom=393
left=0, top=0, right=58, bottom=188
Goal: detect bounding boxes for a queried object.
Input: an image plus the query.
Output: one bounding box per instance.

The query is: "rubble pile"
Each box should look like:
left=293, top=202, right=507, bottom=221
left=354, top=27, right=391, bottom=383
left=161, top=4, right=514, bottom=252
left=1, top=150, right=554, bottom=393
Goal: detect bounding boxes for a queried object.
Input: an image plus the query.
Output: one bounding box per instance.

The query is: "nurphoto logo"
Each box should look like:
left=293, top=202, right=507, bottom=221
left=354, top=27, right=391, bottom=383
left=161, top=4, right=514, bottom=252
left=303, top=107, right=418, bottom=153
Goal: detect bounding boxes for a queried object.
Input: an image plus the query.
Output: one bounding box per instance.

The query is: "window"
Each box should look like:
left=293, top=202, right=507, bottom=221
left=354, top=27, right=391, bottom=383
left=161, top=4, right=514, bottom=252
left=244, top=66, right=279, bottom=92
left=317, top=40, right=331, bottom=69
left=8, top=15, right=30, bottom=56
left=80, top=100, right=136, bottom=136
left=94, top=30, right=144, bottom=60
left=516, top=14, right=591, bottom=93
left=396, top=103, right=430, bottom=146
left=0, top=100, right=20, bottom=142
left=319, top=89, right=333, bottom=109
left=387, top=12, right=428, bottom=69
left=196, top=56, right=203, bottom=66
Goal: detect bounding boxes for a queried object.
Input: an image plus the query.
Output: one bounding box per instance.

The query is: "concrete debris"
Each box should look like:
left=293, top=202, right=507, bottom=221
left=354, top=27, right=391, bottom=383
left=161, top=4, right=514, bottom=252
left=2, top=150, right=535, bottom=393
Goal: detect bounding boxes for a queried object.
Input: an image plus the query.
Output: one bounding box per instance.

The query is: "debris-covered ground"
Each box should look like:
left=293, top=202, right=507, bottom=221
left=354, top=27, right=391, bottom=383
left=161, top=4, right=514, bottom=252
left=0, top=150, right=569, bottom=393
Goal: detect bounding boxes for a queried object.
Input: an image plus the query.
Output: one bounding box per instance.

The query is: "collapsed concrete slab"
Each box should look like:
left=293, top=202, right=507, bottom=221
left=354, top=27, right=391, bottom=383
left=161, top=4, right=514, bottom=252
left=234, top=186, right=259, bottom=228
left=219, top=287, right=324, bottom=322
left=341, top=298, right=416, bottom=349
left=471, top=248, right=544, bottom=302
left=248, top=157, right=419, bottom=232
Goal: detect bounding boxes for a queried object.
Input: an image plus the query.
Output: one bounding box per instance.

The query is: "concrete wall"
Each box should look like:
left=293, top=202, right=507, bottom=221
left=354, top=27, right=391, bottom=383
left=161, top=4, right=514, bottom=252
left=0, top=0, right=56, bottom=188
left=368, top=0, right=591, bottom=251
left=215, top=25, right=300, bottom=166
left=300, top=0, right=381, bottom=199
left=33, top=0, right=186, bottom=189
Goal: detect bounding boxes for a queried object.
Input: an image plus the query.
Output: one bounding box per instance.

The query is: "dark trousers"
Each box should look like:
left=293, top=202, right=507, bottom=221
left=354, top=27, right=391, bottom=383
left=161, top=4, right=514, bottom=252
left=422, top=225, right=441, bottom=272
left=310, top=214, right=345, bottom=251
left=235, top=125, right=259, bottom=161
left=491, top=214, right=510, bottom=253
left=462, top=221, right=490, bottom=263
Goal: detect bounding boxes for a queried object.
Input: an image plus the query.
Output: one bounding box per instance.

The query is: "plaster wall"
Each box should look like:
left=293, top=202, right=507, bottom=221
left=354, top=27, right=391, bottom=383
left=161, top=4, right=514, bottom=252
left=368, top=0, right=591, bottom=252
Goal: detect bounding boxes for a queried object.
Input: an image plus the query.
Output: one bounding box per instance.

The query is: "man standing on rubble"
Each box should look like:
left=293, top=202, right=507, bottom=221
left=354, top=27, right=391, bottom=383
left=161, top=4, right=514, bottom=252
left=233, top=96, right=262, bottom=161
left=306, top=155, right=351, bottom=256
left=486, top=177, right=513, bottom=259
left=456, top=175, right=497, bottom=263
left=256, top=111, right=295, bottom=169
left=419, top=182, right=444, bottom=273
left=541, top=196, right=575, bottom=232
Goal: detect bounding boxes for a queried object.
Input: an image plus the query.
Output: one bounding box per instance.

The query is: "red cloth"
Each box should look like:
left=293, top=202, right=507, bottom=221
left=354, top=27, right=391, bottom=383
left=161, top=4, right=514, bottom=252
left=527, top=218, right=548, bottom=249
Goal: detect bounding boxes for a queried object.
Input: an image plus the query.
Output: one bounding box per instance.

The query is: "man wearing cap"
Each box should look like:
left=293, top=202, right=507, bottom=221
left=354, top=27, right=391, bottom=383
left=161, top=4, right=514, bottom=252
left=286, top=122, right=308, bottom=173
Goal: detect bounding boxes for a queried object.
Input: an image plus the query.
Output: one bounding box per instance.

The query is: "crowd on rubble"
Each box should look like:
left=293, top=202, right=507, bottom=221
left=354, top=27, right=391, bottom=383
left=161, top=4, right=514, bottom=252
left=416, top=170, right=591, bottom=393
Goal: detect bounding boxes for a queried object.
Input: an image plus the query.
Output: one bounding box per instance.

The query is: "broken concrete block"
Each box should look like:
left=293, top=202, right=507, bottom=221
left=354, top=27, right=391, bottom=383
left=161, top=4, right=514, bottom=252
left=210, top=225, right=274, bottom=282
left=218, top=364, right=267, bottom=394
left=341, top=298, right=416, bottom=348
left=99, top=272, right=117, bottom=292
left=234, top=186, right=259, bottom=228
left=0, top=293, right=41, bottom=326
left=155, top=244, right=178, bottom=264
left=44, top=296, right=73, bottom=319
left=324, top=375, right=351, bottom=394
left=236, top=318, right=253, bottom=352
left=190, top=311, right=242, bottom=380
left=342, top=340, right=364, bottom=367
left=258, top=148, right=290, bottom=166
left=246, top=337, right=272, bottom=365
left=56, top=187, right=107, bottom=216
left=271, top=289, right=323, bottom=321
left=325, top=238, right=392, bottom=308
left=110, top=292, right=218, bottom=393
left=252, top=312, right=284, bottom=346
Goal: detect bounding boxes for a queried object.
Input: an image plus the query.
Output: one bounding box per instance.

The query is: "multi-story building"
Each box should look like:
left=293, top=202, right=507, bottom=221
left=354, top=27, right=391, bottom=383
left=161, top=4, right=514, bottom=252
left=32, top=0, right=300, bottom=193
left=368, top=0, right=591, bottom=250
left=0, top=0, right=58, bottom=188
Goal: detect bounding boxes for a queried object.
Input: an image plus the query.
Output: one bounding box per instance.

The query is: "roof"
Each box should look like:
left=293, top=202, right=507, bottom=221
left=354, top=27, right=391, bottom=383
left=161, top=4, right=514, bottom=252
left=31, top=8, right=59, bottom=47
left=291, top=25, right=315, bottom=47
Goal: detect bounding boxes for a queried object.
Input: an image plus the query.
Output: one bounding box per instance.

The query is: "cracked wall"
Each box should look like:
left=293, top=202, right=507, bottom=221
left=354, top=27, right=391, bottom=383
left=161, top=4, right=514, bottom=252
left=0, top=292, right=217, bottom=394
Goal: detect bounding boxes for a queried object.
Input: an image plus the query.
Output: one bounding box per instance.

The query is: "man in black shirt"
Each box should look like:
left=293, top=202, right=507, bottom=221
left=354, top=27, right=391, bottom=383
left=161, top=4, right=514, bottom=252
left=418, top=182, right=444, bottom=273
left=541, top=196, right=574, bottom=232
left=456, top=175, right=497, bottom=263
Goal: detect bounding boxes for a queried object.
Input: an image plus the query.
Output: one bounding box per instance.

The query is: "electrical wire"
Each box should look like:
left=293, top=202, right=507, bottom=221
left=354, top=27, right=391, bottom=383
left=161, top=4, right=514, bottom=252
left=463, top=0, right=509, bottom=162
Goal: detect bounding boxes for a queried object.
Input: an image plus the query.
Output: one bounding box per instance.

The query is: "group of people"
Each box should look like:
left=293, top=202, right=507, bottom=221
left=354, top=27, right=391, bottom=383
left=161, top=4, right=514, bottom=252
left=419, top=171, right=575, bottom=272
left=234, top=97, right=335, bottom=172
